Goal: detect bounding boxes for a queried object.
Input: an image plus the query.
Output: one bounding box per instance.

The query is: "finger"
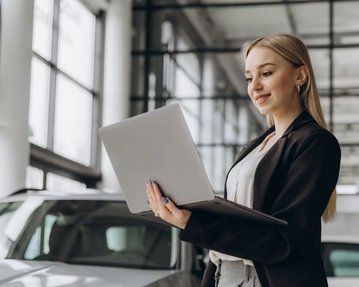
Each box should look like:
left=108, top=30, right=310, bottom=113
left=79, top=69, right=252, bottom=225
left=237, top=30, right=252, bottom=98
left=161, top=197, right=192, bottom=228
left=161, top=197, right=181, bottom=216
left=151, top=183, right=180, bottom=215
left=149, top=182, right=162, bottom=207
left=151, top=182, right=167, bottom=214
left=147, top=197, right=155, bottom=211
left=146, top=182, right=158, bottom=211
left=147, top=184, right=161, bottom=218
left=152, top=181, right=164, bottom=206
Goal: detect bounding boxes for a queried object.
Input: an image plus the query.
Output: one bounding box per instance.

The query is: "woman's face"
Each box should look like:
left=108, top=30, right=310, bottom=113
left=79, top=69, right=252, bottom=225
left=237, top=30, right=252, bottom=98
left=245, top=46, right=302, bottom=117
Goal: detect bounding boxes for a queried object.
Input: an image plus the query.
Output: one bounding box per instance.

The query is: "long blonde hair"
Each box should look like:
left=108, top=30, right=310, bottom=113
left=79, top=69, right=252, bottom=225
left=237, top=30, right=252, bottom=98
left=242, top=34, right=336, bottom=222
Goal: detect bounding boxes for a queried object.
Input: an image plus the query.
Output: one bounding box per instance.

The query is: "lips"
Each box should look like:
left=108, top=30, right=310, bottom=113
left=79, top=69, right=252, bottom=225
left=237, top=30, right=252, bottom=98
left=255, top=93, right=271, bottom=105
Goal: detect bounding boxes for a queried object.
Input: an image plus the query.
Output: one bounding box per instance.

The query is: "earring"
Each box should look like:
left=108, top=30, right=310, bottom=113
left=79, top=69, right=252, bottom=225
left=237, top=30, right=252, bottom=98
left=296, top=84, right=301, bottom=94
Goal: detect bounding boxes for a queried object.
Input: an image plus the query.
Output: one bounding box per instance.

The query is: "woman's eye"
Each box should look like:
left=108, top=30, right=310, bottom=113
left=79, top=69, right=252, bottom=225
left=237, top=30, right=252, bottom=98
left=262, top=71, right=272, bottom=77
left=245, top=78, right=252, bottom=83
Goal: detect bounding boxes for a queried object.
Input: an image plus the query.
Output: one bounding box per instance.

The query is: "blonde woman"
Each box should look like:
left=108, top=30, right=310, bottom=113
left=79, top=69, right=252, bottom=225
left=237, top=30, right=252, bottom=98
left=146, top=34, right=341, bottom=287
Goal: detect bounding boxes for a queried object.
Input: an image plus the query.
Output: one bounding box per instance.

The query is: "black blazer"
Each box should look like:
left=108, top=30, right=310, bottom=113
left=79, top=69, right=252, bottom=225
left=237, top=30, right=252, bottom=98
left=180, top=111, right=341, bottom=287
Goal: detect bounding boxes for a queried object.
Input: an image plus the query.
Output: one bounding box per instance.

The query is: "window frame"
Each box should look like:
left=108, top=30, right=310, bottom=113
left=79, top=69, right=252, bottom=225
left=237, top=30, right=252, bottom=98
left=28, top=0, right=104, bottom=188
left=322, top=241, right=359, bottom=278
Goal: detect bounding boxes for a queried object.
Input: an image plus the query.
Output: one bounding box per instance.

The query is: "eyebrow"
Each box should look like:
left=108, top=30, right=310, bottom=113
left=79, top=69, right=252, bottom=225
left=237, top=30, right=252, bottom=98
left=245, top=62, right=276, bottom=75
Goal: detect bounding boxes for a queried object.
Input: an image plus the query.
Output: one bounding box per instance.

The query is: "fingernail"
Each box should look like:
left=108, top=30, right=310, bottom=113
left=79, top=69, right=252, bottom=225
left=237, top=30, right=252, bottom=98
left=162, top=196, right=168, bottom=204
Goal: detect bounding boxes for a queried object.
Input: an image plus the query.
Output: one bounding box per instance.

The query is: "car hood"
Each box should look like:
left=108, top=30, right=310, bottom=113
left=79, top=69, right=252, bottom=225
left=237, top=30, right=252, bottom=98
left=0, top=259, right=176, bottom=287
left=328, top=277, right=359, bottom=287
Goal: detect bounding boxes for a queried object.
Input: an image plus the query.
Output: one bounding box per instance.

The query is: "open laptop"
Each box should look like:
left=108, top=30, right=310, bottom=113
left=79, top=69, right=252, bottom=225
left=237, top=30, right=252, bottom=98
left=99, top=104, right=287, bottom=227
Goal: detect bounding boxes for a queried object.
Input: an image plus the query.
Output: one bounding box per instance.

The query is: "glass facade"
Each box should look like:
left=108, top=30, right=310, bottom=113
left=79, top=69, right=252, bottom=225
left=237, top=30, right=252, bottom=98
left=27, top=0, right=103, bottom=188
left=131, top=0, right=359, bottom=189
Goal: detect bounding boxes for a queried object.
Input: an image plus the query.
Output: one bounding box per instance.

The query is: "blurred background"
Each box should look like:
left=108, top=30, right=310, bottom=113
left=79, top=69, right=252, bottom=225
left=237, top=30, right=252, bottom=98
left=1, top=0, right=359, bottom=237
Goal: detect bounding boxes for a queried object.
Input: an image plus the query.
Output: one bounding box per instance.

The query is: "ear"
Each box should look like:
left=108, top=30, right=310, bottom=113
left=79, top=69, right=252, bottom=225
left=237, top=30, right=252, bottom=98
left=296, top=66, right=308, bottom=86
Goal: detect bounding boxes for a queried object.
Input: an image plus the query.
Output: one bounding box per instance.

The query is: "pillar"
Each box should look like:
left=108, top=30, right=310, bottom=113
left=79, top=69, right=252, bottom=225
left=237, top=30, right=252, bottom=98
left=0, top=0, right=34, bottom=197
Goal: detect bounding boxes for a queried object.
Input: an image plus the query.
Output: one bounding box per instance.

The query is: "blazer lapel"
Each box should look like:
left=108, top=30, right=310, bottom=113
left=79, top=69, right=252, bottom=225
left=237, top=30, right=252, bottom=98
left=224, top=111, right=315, bottom=203
left=252, top=137, right=287, bottom=211
left=252, top=111, right=315, bottom=211
left=234, top=127, right=275, bottom=165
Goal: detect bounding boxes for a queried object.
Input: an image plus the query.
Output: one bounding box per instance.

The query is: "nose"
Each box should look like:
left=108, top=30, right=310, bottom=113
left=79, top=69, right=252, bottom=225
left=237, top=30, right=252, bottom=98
left=250, top=76, right=262, bottom=91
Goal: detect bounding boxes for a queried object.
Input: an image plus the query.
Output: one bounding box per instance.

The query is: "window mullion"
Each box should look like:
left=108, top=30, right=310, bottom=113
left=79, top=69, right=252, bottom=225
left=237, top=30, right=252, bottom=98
left=90, top=11, right=104, bottom=168
left=47, top=0, right=60, bottom=150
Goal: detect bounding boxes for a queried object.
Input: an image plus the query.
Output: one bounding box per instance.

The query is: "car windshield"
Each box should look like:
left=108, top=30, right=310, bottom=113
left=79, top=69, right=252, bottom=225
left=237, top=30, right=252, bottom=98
left=0, top=199, right=178, bottom=269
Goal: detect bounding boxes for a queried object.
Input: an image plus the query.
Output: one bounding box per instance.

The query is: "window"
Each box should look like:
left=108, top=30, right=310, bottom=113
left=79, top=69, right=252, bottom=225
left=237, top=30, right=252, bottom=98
left=0, top=202, right=23, bottom=258
left=323, top=242, right=359, bottom=277
left=47, top=173, right=86, bottom=191
left=25, top=215, right=56, bottom=259
left=28, top=0, right=103, bottom=187
left=131, top=9, right=259, bottom=192
left=330, top=249, right=359, bottom=277
left=5, top=200, right=177, bottom=269
left=26, top=166, right=44, bottom=189
left=132, top=0, right=359, bottom=187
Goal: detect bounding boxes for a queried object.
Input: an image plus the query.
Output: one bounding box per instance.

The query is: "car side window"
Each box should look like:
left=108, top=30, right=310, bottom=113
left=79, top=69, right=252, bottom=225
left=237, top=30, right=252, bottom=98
left=330, top=249, right=359, bottom=277
left=24, top=215, right=57, bottom=259
left=0, top=202, right=23, bottom=258
left=323, top=242, right=359, bottom=277
left=105, top=224, right=175, bottom=268
left=106, top=226, right=144, bottom=252
left=16, top=200, right=178, bottom=270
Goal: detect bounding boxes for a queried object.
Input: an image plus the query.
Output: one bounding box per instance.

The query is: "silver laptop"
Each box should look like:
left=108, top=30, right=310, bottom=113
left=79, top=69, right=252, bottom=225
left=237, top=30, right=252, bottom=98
left=99, top=104, right=286, bottom=227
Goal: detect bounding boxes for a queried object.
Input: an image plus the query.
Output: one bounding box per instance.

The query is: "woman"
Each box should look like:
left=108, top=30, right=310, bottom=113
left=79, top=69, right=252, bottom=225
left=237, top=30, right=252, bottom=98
left=146, top=34, right=341, bottom=287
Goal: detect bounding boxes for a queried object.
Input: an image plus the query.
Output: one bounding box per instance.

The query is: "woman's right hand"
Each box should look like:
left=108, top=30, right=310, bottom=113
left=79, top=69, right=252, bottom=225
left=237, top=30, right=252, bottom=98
left=146, top=181, right=192, bottom=229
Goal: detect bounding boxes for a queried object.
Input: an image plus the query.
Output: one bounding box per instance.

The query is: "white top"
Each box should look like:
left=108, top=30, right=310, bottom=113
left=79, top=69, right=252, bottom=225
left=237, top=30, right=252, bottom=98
left=209, top=132, right=277, bottom=267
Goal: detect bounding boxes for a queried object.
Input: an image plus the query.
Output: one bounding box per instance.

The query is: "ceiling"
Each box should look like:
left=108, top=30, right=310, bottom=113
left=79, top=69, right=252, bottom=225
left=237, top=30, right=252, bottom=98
left=134, top=0, right=359, bottom=186
left=173, top=0, right=359, bottom=186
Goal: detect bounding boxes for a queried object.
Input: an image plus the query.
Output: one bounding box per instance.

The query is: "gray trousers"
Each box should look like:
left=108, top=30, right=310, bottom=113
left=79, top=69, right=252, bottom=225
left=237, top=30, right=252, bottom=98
left=214, top=260, right=261, bottom=287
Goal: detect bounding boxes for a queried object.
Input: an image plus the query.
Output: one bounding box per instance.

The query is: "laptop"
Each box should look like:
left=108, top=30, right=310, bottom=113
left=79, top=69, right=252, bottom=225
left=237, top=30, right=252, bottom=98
left=99, top=104, right=287, bottom=227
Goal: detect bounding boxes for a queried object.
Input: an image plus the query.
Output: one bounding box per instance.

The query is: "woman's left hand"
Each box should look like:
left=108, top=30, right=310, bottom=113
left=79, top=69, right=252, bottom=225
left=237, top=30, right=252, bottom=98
left=146, top=181, right=192, bottom=229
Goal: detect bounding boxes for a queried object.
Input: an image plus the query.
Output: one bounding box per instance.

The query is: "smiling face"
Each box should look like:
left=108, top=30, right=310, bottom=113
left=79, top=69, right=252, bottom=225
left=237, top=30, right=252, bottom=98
left=245, top=46, right=304, bottom=118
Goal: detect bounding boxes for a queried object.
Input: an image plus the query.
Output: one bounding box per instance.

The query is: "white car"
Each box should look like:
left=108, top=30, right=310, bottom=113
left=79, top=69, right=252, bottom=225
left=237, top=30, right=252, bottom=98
left=1, top=189, right=358, bottom=286
left=0, top=189, right=203, bottom=287
left=322, top=235, right=359, bottom=287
